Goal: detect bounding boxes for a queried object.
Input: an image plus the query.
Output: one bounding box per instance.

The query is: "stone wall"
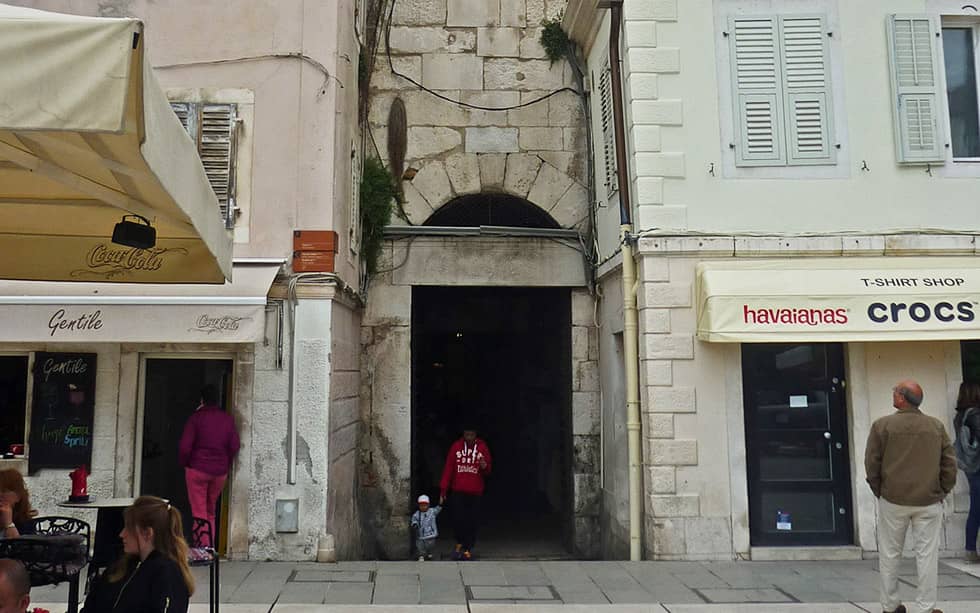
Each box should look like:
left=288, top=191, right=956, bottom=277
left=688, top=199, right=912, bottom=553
left=370, top=0, right=589, bottom=228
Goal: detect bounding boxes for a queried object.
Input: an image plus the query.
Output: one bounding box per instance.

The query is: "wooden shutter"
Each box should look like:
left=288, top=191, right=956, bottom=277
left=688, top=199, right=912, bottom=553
left=887, top=16, right=945, bottom=163
left=730, top=17, right=785, bottom=166
left=169, top=101, right=239, bottom=226
left=779, top=16, right=835, bottom=164
left=598, top=57, right=619, bottom=195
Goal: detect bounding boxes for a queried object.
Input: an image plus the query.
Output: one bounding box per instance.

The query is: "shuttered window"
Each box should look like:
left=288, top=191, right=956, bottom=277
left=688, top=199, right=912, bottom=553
left=729, top=15, right=835, bottom=167
left=170, top=101, right=240, bottom=227
left=887, top=16, right=945, bottom=163
left=597, top=57, right=619, bottom=196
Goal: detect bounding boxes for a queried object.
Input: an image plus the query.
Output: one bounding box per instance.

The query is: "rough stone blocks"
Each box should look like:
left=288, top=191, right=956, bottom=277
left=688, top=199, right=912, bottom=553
left=631, top=100, right=683, bottom=125
left=392, top=0, right=447, bottom=26
left=641, top=283, right=691, bottom=308
left=647, top=386, right=695, bottom=413
left=466, top=127, right=519, bottom=153
left=648, top=438, right=697, bottom=466
left=625, top=0, right=678, bottom=21
left=649, top=517, right=686, bottom=555
left=422, top=54, right=484, bottom=90
left=685, top=517, right=732, bottom=554
left=642, top=308, right=670, bottom=333
left=648, top=466, right=676, bottom=494
left=643, top=359, right=672, bottom=387
left=650, top=494, right=700, bottom=518
left=634, top=152, right=686, bottom=177
left=647, top=413, right=675, bottom=439
left=478, top=27, right=521, bottom=57
left=629, top=48, right=681, bottom=73
left=448, top=0, right=500, bottom=27
left=643, top=334, right=694, bottom=360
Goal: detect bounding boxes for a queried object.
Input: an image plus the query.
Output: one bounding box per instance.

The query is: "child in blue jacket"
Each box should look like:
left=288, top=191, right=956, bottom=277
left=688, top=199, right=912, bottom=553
left=410, top=495, right=441, bottom=561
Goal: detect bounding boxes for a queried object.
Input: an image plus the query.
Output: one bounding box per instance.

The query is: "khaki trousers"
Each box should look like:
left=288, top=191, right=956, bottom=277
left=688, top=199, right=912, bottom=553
left=877, top=497, right=943, bottom=613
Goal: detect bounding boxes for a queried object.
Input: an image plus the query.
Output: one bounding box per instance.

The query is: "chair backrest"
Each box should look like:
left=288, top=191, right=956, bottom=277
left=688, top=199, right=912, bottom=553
left=30, top=516, right=91, bottom=552
left=190, top=517, right=215, bottom=550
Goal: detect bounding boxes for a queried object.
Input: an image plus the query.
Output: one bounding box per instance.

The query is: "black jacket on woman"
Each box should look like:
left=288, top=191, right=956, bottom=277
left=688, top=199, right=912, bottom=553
left=955, top=406, right=980, bottom=440
left=81, top=549, right=190, bottom=613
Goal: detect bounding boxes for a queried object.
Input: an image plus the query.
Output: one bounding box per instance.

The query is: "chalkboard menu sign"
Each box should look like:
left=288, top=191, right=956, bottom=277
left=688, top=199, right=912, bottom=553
left=28, top=352, right=97, bottom=474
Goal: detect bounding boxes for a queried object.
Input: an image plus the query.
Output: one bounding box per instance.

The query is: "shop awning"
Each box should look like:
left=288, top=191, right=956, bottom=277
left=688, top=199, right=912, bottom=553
left=697, top=257, right=980, bottom=343
left=0, top=262, right=280, bottom=343
left=0, top=4, right=232, bottom=283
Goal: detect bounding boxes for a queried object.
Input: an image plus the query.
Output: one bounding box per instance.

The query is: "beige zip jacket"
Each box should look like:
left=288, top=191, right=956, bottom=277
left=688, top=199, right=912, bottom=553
left=865, top=407, right=957, bottom=507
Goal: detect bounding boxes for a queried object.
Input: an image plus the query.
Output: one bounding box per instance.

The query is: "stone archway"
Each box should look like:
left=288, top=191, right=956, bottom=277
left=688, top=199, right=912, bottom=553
left=399, top=154, right=589, bottom=232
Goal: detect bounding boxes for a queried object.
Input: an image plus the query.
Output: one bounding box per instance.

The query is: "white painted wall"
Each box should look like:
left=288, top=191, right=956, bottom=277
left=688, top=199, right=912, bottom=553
left=570, top=0, right=980, bottom=256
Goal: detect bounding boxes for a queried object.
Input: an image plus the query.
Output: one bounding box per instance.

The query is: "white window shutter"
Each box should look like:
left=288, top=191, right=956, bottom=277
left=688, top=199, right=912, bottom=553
left=779, top=16, right=835, bottom=164
left=730, top=17, right=785, bottom=166
left=887, top=15, right=945, bottom=163
left=598, top=57, right=619, bottom=196
left=200, top=104, right=239, bottom=226
left=169, top=101, right=240, bottom=227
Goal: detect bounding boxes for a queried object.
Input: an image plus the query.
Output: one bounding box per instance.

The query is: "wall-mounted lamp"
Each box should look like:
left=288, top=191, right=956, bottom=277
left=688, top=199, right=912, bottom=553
left=111, top=214, right=156, bottom=249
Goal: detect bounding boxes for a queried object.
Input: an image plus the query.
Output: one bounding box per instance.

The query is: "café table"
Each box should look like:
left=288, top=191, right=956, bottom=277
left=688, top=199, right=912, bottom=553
left=0, top=533, right=88, bottom=613
left=57, top=497, right=136, bottom=584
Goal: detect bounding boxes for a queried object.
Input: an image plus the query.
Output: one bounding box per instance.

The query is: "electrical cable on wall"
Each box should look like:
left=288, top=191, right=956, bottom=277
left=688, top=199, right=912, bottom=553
left=383, top=0, right=579, bottom=111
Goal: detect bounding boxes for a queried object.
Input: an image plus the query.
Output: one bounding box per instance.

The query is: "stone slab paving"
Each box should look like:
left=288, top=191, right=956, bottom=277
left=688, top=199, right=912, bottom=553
left=28, top=559, right=980, bottom=610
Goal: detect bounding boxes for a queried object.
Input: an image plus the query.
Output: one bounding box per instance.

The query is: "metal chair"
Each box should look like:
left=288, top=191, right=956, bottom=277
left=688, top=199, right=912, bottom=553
left=188, top=517, right=219, bottom=613
left=0, top=516, right=90, bottom=613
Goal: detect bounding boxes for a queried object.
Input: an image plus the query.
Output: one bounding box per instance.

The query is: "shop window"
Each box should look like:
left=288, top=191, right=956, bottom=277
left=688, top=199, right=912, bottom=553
left=962, top=340, right=980, bottom=382
left=0, top=356, right=29, bottom=455
left=942, top=24, right=980, bottom=159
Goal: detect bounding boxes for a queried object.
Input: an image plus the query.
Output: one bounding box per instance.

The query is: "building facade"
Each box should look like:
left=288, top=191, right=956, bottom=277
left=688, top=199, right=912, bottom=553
left=1, top=0, right=362, bottom=561
left=359, top=0, right=605, bottom=558
left=568, top=0, right=980, bottom=560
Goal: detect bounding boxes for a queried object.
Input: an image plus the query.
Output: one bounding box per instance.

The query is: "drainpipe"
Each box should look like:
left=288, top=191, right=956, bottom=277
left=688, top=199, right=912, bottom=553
left=603, top=0, right=643, bottom=561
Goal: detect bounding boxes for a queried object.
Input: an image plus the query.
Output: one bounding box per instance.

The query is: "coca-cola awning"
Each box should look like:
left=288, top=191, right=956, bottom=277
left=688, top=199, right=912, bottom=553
left=0, top=262, right=279, bottom=343
left=0, top=4, right=232, bottom=283
left=697, top=257, right=980, bottom=342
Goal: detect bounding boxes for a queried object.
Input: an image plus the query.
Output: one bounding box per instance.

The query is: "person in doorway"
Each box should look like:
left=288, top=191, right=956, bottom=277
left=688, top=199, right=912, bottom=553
left=410, top=494, right=441, bottom=561
left=0, top=559, right=30, bottom=613
left=0, top=469, right=36, bottom=538
left=439, top=424, right=491, bottom=561
left=953, top=381, right=980, bottom=562
left=865, top=380, right=957, bottom=613
left=178, top=384, right=240, bottom=547
left=81, top=496, right=193, bottom=613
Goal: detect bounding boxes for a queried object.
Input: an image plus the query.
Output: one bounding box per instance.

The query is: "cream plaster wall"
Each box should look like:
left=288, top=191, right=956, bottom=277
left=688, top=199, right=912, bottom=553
left=570, top=0, right=980, bottom=253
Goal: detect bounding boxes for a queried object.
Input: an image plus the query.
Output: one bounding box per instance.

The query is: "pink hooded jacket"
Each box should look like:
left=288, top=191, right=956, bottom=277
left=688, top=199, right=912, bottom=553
left=178, top=404, right=240, bottom=476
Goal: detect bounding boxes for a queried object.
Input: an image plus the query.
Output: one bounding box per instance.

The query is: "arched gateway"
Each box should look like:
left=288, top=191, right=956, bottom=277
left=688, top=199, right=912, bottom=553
left=359, top=190, right=601, bottom=560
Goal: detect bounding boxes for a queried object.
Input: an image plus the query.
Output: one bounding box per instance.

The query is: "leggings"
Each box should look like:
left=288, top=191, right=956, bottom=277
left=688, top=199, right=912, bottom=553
left=451, top=492, right=481, bottom=550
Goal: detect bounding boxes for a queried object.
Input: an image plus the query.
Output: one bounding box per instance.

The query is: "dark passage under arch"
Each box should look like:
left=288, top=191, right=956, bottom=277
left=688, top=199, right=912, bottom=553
left=424, top=193, right=560, bottom=228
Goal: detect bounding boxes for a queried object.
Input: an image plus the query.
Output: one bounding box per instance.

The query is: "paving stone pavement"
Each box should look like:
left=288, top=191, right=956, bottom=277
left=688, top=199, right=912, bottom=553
left=30, top=559, right=980, bottom=611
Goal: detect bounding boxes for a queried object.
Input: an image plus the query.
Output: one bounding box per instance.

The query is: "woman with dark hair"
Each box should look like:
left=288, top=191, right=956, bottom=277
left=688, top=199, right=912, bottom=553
left=0, top=469, right=37, bottom=538
left=179, top=383, right=240, bottom=546
left=954, top=381, right=980, bottom=562
left=81, top=496, right=194, bottom=613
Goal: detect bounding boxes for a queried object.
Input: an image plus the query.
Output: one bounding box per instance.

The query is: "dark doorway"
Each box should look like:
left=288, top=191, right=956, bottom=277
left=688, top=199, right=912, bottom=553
left=412, top=286, right=573, bottom=559
left=140, top=358, right=233, bottom=550
left=742, top=343, right=853, bottom=546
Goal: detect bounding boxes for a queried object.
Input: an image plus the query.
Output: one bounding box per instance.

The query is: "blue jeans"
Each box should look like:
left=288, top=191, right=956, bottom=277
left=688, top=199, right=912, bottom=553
left=968, top=471, right=980, bottom=552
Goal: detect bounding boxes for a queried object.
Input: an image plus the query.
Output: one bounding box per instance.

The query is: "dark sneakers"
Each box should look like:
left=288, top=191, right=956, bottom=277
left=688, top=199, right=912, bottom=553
left=884, top=606, right=906, bottom=613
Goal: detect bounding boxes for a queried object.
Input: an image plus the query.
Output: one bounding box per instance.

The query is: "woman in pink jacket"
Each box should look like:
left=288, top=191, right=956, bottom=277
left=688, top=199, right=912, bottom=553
left=178, top=384, right=240, bottom=546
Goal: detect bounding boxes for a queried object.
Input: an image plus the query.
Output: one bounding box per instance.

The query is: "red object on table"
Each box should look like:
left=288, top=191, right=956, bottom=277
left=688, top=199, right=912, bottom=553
left=68, top=466, right=88, bottom=501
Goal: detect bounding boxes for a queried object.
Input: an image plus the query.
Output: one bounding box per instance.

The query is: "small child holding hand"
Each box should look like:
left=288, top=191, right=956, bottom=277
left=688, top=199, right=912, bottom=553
left=410, top=494, right=441, bottom=561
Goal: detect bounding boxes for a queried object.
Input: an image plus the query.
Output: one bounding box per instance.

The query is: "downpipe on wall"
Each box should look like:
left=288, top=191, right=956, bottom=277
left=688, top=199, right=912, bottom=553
left=604, top=0, right=644, bottom=561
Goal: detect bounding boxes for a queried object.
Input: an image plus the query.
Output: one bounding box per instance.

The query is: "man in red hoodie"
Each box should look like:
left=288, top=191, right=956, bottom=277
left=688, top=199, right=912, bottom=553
left=439, top=425, right=492, bottom=560
left=179, top=384, right=240, bottom=547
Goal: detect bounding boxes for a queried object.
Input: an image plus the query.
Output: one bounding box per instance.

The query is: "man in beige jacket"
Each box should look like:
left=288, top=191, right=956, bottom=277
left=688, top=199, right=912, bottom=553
left=865, top=379, right=957, bottom=613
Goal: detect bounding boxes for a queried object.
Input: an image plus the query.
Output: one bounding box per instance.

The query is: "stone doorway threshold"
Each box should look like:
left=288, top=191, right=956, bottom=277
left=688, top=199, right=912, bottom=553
left=428, top=514, right=575, bottom=561
left=750, top=546, right=863, bottom=561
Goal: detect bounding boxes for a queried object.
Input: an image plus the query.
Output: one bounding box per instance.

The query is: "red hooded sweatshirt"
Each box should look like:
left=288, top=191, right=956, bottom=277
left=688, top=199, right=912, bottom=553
left=440, top=437, right=492, bottom=498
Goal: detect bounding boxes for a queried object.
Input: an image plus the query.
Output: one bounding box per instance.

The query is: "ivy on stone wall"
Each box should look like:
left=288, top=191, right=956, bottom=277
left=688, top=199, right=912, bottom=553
left=540, top=15, right=571, bottom=65
left=360, top=157, right=396, bottom=274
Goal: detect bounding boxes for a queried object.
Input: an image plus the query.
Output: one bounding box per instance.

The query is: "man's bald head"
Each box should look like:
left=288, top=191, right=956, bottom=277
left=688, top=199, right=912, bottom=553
left=0, top=558, right=30, bottom=613
left=893, top=379, right=924, bottom=409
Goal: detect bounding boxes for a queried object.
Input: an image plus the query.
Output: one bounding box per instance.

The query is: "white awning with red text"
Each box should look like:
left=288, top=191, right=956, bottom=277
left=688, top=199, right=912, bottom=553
left=696, top=257, right=980, bottom=343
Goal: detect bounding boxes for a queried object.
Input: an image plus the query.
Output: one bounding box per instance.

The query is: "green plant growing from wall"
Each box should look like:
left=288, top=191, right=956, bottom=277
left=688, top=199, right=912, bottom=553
left=540, top=15, right=570, bottom=65
left=360, top=157, right=396, bottom=274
